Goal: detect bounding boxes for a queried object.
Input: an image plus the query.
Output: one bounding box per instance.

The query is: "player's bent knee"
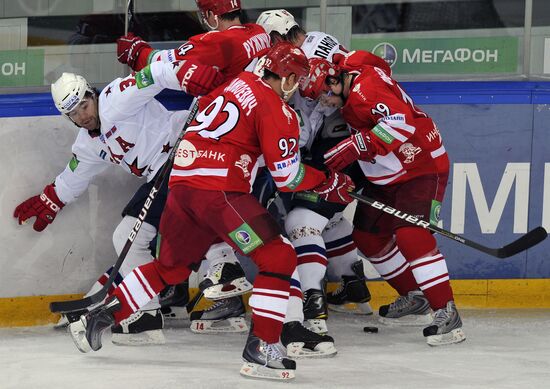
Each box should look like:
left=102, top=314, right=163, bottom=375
left=284, top=207, right=329, bottom=242
left=153, top=260, right=192, bottom=286
left=352, top=229, right=393, bottom=257
left=113, top=216, right=157, bottom=255
left=395, top=227, right=436, bottom=260
left=250, top=236, right=297, bottom=277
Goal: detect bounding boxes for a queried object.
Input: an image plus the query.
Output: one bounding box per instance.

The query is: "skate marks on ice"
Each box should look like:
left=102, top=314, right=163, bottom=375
left=1, top=310, right=550, bottom=388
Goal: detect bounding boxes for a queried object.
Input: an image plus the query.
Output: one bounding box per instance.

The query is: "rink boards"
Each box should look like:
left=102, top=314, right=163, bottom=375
left=1, top=81, right=550, bottom=326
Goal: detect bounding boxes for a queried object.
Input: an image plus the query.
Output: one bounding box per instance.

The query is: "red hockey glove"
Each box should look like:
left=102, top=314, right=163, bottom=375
left=324, top=131, right=375, bottom=171
left=311, top=170, right=355, bottom=205
left=175, top=60, right=224, bottom=97
left=13, top=184, right=64, bottom=232
left=116, top=33, right=151, bottom=69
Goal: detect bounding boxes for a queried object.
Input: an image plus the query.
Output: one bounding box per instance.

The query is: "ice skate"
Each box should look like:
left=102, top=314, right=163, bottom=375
left=303, top=288, right=328, bottom=334
left=240, top=332, right=296, bottom=381
left=327, top=261, right=373, bottom=315
left=111, top=309, right=166, bottom=346
left=378, top=290, right=433, bottom=326
left=190, top=296, right=248, bottom=334
left=280, top=321, right=337, bottom=359
left=69, top=296, right=120, bottom=353
left=200, top=261, right=252, bottom=300
left=159, top=281, right=190, bottom=320
left=423, top=301, right=466, bottom=346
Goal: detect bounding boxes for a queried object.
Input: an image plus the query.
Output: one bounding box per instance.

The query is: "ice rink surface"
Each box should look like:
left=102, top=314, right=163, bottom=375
left=2, top=309, right=550, bottom=389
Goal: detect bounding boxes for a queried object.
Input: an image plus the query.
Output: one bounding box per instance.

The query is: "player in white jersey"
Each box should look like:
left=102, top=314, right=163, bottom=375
left=13, top=60, right=222, bottom=344
left=247, top=9, right=369, bottom=357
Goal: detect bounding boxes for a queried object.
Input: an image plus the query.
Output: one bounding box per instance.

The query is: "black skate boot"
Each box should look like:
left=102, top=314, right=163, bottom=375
left=159, top=281, right=190, bottom=320
left=423, top=300, right=466, bottom=346
left=280, top=321, right=337, bottom=359
left=327, top=261, right=373, bottom=315
left=379, top=290, right=433, bottom=326
left=200, top=261, right=252, bottom=300
left=69, top=296, right=120, bottom=353
left=111, top=309, right=165, bottom=346
left=240, top=331, right=296, bottom=381
left=303, top=288, right=329, bottom=334
left=189, top=296, right=248, bottom=333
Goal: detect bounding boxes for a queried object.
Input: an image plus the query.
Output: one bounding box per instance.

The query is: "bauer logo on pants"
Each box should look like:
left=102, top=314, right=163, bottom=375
left=229, top=223, right=263, bottom=254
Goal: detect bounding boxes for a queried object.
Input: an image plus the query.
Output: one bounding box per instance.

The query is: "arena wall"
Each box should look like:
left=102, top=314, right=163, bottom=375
left=1, top=83, right=550, bottom=326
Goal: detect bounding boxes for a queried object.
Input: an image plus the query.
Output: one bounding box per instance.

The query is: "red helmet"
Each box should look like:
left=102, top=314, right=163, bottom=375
left=195, top=0, right=240, bottom=18
left=300, top=58, right=342, bottom=100
left=263, top=41, right=310, bottom=79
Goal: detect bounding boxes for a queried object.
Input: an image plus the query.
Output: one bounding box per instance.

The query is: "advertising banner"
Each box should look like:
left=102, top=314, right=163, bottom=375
left=0, top=49, right=44, bottom=87
left=351, top=36, right=519, bottom=74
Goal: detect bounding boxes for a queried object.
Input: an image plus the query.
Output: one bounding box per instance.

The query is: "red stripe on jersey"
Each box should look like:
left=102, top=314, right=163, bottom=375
left=297, top=254, right=328, bottom=266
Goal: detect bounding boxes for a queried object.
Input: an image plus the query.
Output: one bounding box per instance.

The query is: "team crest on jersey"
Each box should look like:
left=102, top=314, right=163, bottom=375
left=235, top=154, right=252, bottom=178
left=399, top=143, right=422, bottom=163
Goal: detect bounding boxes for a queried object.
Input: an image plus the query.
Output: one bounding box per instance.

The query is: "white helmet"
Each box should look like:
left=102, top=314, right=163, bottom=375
left=51, top=72, right=94, bottom=115
left=256, top=9, right=299, bottom=36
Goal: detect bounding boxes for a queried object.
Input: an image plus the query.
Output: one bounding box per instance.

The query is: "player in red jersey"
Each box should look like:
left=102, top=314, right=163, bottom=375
left=68, top=42, right=355, bottom=381
left=116, top=0, right=272, bottom=325
left=117, top=0, right=270, bottom=79
left=301, top=54, right=466, bottom=347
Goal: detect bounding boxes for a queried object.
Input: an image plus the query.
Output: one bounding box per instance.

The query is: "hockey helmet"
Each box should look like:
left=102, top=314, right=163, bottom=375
left=51, top=72, right=95, bottom=115
left=264, top=41, right=310, bottom=79
left=300, top=58, right=342, bottom=100
left=195, top=0, right=241, bottom=19
left=256, top=9, right=299, bottom=36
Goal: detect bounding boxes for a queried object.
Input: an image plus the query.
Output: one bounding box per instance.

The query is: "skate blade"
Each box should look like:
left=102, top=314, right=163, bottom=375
left=53, top=315, right=69, bottom=330
left=379, top=312, right=434, bottom=326
left=162, top=306, right=189, bottom=321
left=286, top=341, right=337, bottom=359
left=303, top=319, right=328, bottom=335
left=203, top=278, right=253, bottom=300
left=328, top=302, right=373, bottom=315
left=68, top=319, right=92, bottom=353
left=111, top=329, right=166, bottom=346
left=427, top=328, right=466, bottom=347
left=190, top=317, right=248, bottom=334
left=240, top=362, right=295, bottom=381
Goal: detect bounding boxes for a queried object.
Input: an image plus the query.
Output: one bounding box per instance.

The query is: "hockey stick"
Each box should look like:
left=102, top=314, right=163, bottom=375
left=50, top=100, right=201, bottom=314
left=124, top=0, right=134, bottom=35
left=350, top=192, right=547, bottom=259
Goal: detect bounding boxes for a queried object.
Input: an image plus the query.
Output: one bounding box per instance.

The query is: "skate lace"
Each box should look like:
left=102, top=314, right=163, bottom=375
left=205, top=299, right=226, bottom=312
left=206, top=262, right=224, bottom=280
left=333, top=280, right=346, bottom=295
left=432, top=306, right=451, bottom=327
left=263, top=343, right=284, bottom=366
left=389, top=295, right=411, bottom=311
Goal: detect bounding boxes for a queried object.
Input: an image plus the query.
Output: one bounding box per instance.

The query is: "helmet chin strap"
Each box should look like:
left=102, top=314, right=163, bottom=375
left=281, top=76, right=299, bottom=101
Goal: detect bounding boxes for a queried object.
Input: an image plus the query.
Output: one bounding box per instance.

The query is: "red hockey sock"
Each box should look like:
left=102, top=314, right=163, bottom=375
left=111, top=261, right=167, bottom=323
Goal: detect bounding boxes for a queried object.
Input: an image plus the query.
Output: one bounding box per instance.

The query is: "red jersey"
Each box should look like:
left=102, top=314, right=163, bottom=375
left=170, top=72, right=326, bottom=193
left=137, top=24, right=270, bottom=82
left=341, top=61, right=449, bottom=185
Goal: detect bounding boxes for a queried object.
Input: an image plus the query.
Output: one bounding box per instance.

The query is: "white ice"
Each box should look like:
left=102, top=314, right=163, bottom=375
left=2, top=310, right=550, bottom=389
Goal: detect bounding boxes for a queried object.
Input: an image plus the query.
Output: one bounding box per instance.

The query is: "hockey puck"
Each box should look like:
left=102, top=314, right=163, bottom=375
left=363, top=326, right=379, bottom=333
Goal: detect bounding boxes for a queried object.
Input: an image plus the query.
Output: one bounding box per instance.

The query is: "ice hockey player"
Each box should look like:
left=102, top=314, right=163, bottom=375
left=304, top=54, right=466, bottom=346
left=13, top=60, right=222, bottom=345
left=68, top=42, right=355, bottom=381
left=256, top=9, right=373, bottom=345
left=116, top=0, right=271, bottom=330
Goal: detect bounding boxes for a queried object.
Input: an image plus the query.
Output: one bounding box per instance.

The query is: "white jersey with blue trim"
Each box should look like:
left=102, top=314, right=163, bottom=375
left=291, top=31, right=348, bottom=151
left=54, top=61, right=190, bottom=204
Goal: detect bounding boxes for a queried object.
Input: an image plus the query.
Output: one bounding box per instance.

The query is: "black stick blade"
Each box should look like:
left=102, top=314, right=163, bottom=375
left=497, top=227, right=548, bottom=258
left=50, top=292, right=105, bottom=314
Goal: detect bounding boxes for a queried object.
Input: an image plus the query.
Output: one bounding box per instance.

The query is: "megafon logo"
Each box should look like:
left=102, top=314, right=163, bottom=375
left=372, top=42, right=398, bottom=68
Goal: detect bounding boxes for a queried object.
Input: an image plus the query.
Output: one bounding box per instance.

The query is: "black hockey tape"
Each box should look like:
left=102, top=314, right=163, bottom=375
left=363, top=326, right=379, bottom=333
